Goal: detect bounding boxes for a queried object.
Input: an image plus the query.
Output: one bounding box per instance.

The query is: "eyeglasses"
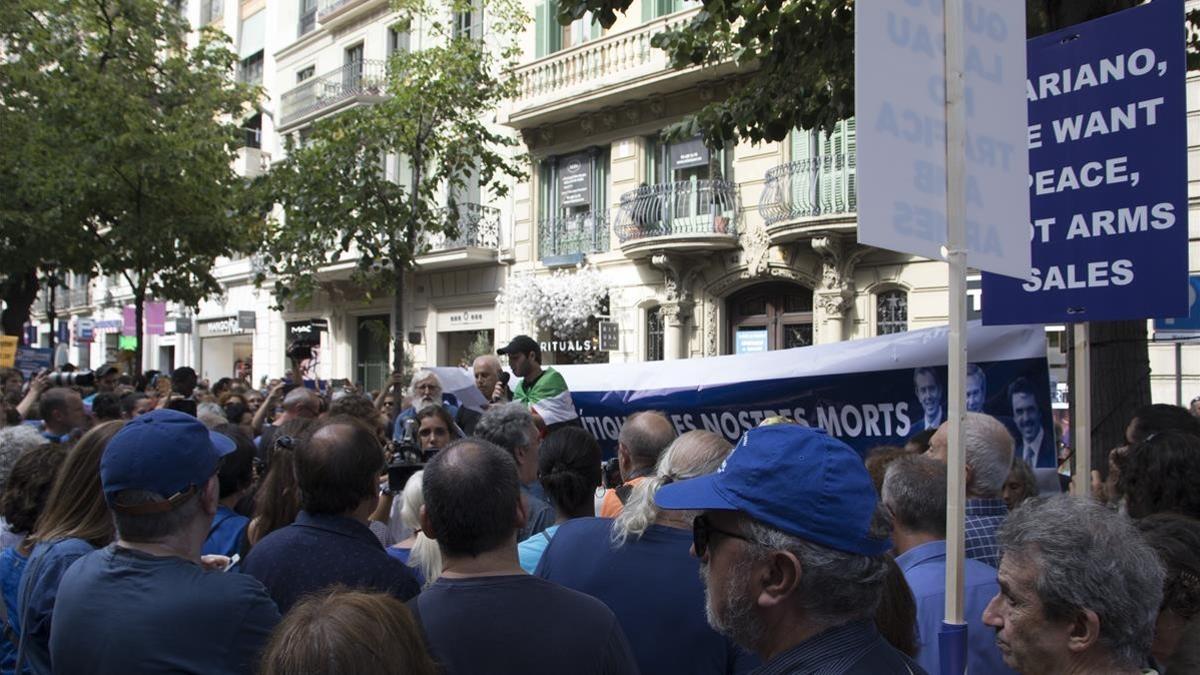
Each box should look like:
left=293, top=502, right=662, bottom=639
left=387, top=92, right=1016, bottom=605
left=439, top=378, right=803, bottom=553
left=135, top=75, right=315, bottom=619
left=692, top=515, right=751, bottom=557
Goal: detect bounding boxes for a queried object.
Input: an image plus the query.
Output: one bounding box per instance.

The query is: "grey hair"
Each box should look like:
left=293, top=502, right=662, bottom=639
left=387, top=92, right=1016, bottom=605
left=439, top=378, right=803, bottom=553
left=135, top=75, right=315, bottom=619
left=472, top=355, right=502, bottom=373
left=196, top=402, right=227, bottom=429
left=962, top=411, right=1014, bottom=497
left=881, top=455, right=947, bottom=538
left=474, top=402, right=536, bottom=456
left=998, top=495, right=1164, bottom=669
left=742, top=505, right=893, bottom=627
left=112, top=489, right=205, bottom=543
left=0, top=426, right=48, bottom=492
left=611, top=430, right=732, bottom=547
left=408, top=370, right=441, bottom=394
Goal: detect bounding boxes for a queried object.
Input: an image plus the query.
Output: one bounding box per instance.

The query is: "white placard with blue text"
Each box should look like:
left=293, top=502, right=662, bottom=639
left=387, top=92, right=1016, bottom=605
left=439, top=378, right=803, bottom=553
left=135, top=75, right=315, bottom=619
left=856, top=0, right=1030, bottom=278
left=982, top=0, right=1188, bottom=324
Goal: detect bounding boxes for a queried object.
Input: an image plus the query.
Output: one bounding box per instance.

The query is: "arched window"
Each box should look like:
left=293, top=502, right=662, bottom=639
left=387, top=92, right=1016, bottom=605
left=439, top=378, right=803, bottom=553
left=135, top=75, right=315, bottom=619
left=876, top=289, right=908, bottom=335
left=646, top=306, right=664, bottom=361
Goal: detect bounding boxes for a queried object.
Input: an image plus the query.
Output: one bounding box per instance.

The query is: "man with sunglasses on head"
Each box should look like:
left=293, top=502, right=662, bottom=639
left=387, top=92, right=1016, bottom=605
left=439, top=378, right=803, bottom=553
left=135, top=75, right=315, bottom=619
left=655, top=424, right=926, bottom=675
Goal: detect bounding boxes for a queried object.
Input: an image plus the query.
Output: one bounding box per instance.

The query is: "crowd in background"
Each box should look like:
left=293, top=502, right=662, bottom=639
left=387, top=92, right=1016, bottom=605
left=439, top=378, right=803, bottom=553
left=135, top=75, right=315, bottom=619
left=0, top=337, right=1194, bottom=675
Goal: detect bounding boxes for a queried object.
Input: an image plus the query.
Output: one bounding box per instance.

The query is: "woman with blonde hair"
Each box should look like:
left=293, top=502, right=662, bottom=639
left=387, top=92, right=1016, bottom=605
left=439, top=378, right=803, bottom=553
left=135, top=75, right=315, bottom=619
left=536, top=430, right=758, bottom=674
left=16, top=421, right=122, bottom=674
left=387, top=471, right=441, bottom=588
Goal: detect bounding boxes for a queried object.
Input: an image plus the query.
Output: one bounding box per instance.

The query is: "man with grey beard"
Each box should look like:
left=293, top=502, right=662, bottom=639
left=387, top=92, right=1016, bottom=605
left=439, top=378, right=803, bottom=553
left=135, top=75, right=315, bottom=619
left=656, top=424, right=925, bottom=674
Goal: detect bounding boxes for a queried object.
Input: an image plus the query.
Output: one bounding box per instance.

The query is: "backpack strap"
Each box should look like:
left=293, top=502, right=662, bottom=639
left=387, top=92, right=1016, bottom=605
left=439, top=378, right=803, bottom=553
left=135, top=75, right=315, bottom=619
left=615, top=482, right=634, bottom=505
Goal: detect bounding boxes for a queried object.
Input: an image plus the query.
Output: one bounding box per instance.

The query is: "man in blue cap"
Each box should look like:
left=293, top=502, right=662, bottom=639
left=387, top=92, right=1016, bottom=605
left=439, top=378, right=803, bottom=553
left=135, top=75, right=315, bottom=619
left=48, top=409, right=281, bottom=674
left=655, top=424, right=926, bottom=675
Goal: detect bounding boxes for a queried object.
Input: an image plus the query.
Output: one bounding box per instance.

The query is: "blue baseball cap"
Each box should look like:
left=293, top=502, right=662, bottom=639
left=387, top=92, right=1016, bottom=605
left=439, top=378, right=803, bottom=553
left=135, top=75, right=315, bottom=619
left=101, top=409, right=236, bottom=512
left=655, top=424, right=890, bottom=556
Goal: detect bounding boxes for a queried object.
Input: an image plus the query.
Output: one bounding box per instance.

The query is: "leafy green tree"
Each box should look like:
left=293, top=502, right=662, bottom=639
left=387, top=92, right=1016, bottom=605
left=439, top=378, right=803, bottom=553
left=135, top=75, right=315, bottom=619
left=258, top=0, right=527, bottom=372
left=556, top=0, right=1186, bottom=475
left=0, top=0, right=260, bottom=371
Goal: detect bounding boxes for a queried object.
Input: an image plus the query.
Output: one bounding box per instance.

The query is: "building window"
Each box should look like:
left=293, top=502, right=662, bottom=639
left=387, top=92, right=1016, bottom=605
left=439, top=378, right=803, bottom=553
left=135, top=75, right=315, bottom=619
left=200, top=0, right=223, bottom=24
left=534, top=0, right=600, bottom=58
left=453, top=0, right=484, bottom=39
left=344, top=43, right=364, bottom=88
left=238, top=51, right=264, bottom=85
left=788, top=118, right=857, bottom=216
left=642, top=0, right=698, bottom=22
left=646, top=306, right=664, bottom=361
left=388, top=25, right=410, bottom=55
left=296, top=65, right=315, bottom=83
left=537, top=147, right=611, bottom=260
left=298, top=0, right=317, bottom=36
left=876, top=289, right=908, bottom=335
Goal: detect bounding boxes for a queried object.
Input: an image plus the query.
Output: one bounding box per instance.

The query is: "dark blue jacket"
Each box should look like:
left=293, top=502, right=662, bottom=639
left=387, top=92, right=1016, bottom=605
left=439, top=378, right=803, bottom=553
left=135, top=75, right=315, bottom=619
left=242, top=511, right=420, bottom=614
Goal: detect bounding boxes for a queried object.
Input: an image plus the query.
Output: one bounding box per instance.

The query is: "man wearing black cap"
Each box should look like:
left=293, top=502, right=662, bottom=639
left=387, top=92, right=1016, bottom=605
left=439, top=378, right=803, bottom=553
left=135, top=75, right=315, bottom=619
left=496, top=335, right=579, bottom=432
left=83, top=363, right=119, bottom=408
left=655, top=424, right=925, bottom=674
left=49, top=409, right=281, bottom=674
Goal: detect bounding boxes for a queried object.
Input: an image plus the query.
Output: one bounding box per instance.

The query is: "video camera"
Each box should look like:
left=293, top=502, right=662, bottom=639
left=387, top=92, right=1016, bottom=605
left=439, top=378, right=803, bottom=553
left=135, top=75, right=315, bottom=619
left=47, top=370, right=95, bottom=388
left=386, top=418, right=426, bottom=494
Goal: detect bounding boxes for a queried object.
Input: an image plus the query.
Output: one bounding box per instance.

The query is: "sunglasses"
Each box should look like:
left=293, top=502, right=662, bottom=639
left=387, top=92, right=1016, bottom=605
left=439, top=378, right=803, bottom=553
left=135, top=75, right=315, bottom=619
left=692, top=515, right=751, bottom=558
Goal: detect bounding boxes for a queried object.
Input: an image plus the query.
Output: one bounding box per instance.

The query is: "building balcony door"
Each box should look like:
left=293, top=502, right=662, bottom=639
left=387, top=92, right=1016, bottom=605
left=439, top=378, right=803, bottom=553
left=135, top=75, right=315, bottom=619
left=727, top=282, right=813, bottom=354
left=356, top=315, right=390, bottom=392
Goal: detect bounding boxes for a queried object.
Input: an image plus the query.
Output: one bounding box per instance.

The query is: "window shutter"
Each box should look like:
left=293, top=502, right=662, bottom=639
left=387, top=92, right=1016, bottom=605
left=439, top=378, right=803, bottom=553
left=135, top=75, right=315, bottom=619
left=789, top=129, right=814, bottom=215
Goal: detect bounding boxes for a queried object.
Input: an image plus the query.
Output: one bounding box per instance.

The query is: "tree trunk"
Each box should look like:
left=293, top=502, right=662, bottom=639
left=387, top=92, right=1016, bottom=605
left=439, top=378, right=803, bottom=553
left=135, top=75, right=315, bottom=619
left=133, top=283, right=146, bottom=376
left=46, top=283, right=57, bottom=352
left=1069, top=321, right=1151, bottom=479
left=0, top=270, right=39, bottom=345
left=392, top=262, right=405, bottom=378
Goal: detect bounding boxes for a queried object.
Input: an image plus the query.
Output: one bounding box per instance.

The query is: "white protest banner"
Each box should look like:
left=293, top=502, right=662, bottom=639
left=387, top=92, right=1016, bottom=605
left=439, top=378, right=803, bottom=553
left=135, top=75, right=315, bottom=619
left=856, top=0, right=1030, bottom=278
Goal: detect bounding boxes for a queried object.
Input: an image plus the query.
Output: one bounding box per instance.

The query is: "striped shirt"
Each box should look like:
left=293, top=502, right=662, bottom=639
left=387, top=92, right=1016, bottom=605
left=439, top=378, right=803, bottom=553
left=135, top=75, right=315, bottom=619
left=753, top=620, right=924, bottom=675
left=965, top=498, right=1008, bottom=568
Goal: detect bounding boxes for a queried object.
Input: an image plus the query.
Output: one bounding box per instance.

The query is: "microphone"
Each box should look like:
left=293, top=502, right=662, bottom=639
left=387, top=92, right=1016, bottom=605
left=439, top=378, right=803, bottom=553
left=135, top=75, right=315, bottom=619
left=493, top=372, right=510, bottom=403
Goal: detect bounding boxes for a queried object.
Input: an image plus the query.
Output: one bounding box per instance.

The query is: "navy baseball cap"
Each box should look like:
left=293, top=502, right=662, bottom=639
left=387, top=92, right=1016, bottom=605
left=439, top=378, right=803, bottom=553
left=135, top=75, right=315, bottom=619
left=101, top=408, right=236, bottom=513
left=655, top=424, right=890, bottom=556
left=497, top=335, right=540, bottom=356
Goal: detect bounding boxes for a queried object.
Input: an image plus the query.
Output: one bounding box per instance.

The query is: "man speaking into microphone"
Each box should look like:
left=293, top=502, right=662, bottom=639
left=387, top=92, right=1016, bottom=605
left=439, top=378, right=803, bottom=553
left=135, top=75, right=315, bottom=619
left=497, top=335, right=581, bottom=433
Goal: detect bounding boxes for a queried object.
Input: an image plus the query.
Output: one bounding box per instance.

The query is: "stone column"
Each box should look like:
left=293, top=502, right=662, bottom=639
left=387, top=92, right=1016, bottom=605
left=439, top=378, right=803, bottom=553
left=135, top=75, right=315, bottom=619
left=652, top=253, right=702, bottom=360
left=812, top=236, right=866, bottom=344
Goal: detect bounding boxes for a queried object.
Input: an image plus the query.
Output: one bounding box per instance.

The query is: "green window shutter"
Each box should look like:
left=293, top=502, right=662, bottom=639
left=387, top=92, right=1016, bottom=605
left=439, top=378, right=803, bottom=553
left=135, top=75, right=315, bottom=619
left=845, top=117, right=857, bottom=211
left=789, top=129, right=814, bottom=215
left=589, top=14, right=602, bottom=39
left=535, top=1, right=548, bottom=57
left=641, top=0, right=654, bottom=23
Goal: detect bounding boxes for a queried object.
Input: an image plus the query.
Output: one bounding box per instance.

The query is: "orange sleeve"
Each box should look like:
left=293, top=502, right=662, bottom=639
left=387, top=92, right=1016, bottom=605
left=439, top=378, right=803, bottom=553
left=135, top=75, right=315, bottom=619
left=599, top=488, right=624, bottom=518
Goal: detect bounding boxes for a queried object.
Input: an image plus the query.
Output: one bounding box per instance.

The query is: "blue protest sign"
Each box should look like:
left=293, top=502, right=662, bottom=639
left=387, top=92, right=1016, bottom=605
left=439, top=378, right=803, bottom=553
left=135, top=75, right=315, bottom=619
left=982, top=0, right=1188, bottom=324
left=14, top=347, right=52, bottom=379
left=1154, top=275, right=1200, bottom=335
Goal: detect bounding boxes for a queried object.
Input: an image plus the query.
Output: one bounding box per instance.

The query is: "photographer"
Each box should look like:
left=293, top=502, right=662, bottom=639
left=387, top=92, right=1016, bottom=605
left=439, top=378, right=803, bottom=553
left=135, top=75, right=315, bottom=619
left=372, top=406, right=462, bottom=545
left=25, top=387, right=86, bottom=444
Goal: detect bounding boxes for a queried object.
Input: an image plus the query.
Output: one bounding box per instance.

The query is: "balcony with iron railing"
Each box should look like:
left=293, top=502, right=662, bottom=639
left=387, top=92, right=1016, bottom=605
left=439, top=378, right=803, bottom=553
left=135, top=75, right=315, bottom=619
left=501, top=7, right=740, bottom=130
left=278, top=60, right=389, bottom=131
left=758, top=153, right=857, bottom=243
left=416, top=203, right=504, bottom=270
left=538, top=211, right=610, bottom=266
left=614, top=179, right=740, bottom=258
left=317, top=0, right=387, bottom=29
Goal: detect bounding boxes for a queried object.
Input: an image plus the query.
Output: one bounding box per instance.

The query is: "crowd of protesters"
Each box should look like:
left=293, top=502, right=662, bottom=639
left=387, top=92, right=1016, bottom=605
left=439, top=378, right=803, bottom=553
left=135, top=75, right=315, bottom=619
left=0, top=334, right=1194, bottom=674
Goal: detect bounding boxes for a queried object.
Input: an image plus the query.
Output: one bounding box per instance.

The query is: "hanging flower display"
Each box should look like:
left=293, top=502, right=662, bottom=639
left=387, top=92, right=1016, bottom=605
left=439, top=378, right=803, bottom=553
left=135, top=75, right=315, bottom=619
left=500, top=266, right=609, bottom=337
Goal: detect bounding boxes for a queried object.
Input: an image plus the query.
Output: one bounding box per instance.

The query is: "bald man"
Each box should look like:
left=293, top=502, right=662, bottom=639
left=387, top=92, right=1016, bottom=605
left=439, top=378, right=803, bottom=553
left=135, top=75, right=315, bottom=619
left=599, top=411, right=678, bottom=517
left=473, top=355, right=511, bottom=407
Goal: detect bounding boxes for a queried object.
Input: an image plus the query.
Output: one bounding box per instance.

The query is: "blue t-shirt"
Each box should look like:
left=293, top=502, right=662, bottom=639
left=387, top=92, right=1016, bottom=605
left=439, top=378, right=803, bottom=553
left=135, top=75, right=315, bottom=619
left=203, top=506, right=250, bottom=559
left=17, top=537, right=96, bottom=675
left=384, top=546, right=426, bottom=587
left=517, top=523, right=560, bottom=574
left=896, top=540, right=1015, bottom=675
left=536, top=518, right=758, bottom=675
left=50, top=544, right=280, bottom=675
left=0, top=547, right=28, bottom=675
left=411, top=574, right=638, bottom=675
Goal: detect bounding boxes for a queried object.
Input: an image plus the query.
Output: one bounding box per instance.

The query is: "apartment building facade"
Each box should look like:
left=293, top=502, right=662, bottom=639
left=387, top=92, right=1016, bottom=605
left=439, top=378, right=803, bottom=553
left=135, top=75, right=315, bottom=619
left=34, top=0, right=1200, bottom=405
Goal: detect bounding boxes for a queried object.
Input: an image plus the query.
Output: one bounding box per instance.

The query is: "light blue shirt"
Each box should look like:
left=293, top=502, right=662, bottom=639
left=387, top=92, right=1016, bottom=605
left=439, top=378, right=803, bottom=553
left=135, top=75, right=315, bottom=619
left=895, top=539, right=1015, bottom=675
left=517, top=524, right=560, bottom=574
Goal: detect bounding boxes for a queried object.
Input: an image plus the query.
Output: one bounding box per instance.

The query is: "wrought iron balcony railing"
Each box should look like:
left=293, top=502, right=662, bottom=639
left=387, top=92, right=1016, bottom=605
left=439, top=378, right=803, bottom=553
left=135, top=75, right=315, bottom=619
left=278, top=59, right=388, bottom=129
left=424, top=203, right=501, bottom=251
left=538, top=211, right=610, bottom=261
left=614, top=179, right=739, bottom=243
left=758, top=153, right=857, bottom=226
